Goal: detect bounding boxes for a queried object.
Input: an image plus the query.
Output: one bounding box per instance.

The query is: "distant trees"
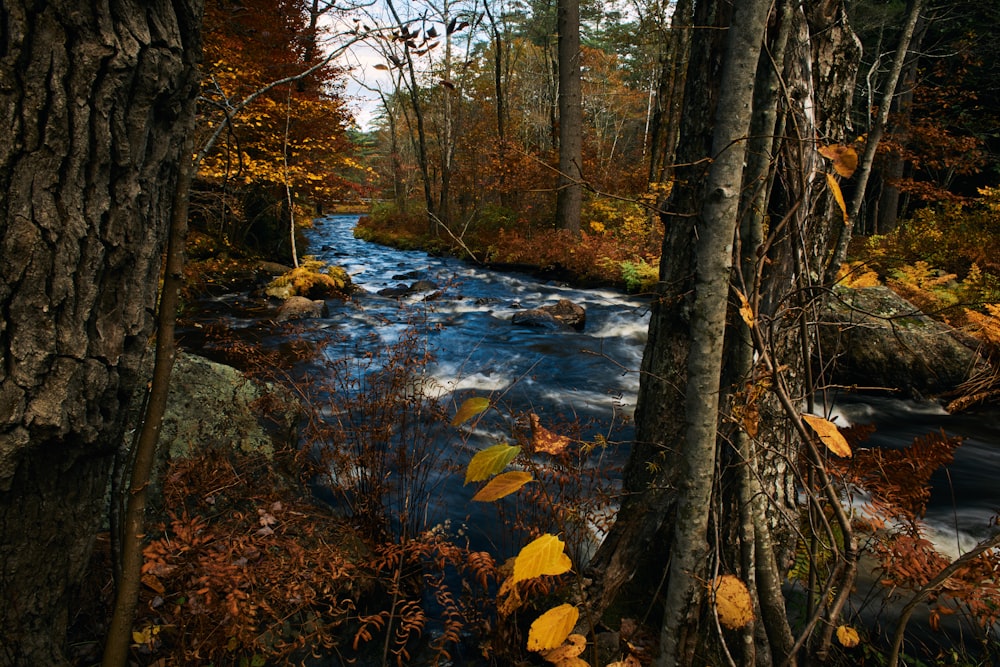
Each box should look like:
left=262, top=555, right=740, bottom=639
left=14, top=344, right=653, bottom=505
left=194, top=0, right=358, bottom=261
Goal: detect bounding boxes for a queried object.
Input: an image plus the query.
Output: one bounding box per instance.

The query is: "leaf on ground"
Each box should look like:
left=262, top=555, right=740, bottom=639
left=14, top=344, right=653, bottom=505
left=513, top=534, right=572, bottom=583
left=802, top=413, right=852, bottom=458
left=527, top=604, right=579, bottom=652
left=530, top=413, right=572, bottom=455
left=451, top=396, right=490, bottom=426
left=465, top=443, right=520, bottom=484
left=471, top=470, right=532, bottom=501
left=711, top=574, right=754, bottom=629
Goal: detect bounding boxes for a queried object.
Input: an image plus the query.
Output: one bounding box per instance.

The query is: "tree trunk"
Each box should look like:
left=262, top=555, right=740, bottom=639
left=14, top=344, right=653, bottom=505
left=846, top=0, right=927, bottom=240
left=555, top=0, right=582, bottom=234
left=0, top=2, right=203, bottom=664
left=583, top=1, right=861, bottom=664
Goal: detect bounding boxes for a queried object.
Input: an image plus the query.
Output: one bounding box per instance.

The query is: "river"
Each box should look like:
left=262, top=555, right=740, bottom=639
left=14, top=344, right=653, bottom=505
left=185, top=214, right=1000, bottom=656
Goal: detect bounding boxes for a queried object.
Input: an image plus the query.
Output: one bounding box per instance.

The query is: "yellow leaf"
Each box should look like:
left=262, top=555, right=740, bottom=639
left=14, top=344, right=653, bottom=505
left=540, top=633, right=587, bottom=664
left=836, top=624, right=860, bottom=648
left=826, top=174, right=851, bottom=225
left=451, top=396, right=490, bottom=426
left=826, top=173, right=849, bottom=225
left=734, top=288, right=754, bottom=328
left=472, top=470, right=533, bottom=501
left=802, top=414, right=852, bottom=458
left=818, top=144, right=859, bottom=177
left=527, top=604, right=579, bottom=652
left=530, top=413, right=572, bottom=455
left=711, top=574, right=754, bottom=629
left=465, top=444, right=521, bottom=485
left=513, top=534, right=572, bottom=582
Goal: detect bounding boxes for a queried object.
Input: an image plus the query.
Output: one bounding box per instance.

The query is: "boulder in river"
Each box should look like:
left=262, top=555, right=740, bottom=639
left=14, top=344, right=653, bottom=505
left=817, top=286, right=984, bottom=397
left=511, top=298, right=586, bottom=331
left=276, top=295, right=329, bottom=321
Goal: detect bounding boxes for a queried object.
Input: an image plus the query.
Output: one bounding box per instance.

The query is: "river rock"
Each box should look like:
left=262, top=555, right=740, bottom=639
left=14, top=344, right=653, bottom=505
left=511, top=298, right=586, bottom=331
left=276, top=295, right=329, bottom=321
left=817, top=286, right=982, bottom=396
left=158, top=353, right=300, bottom=460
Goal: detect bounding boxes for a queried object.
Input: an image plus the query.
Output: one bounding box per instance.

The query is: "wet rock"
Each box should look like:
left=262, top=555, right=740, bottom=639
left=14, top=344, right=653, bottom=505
left=377, top=285, right=412, bottom=298
left=817, top=285, right=983, bottom=396
left=511, top=298, right=586, bottom=331
left=276, top=296, right=329, bottom=321
left=409, top=279, right=438, bottom=292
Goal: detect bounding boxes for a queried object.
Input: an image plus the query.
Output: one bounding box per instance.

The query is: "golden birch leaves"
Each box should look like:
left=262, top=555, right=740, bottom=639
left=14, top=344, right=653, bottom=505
left=711, top=574, right=755, bottom=629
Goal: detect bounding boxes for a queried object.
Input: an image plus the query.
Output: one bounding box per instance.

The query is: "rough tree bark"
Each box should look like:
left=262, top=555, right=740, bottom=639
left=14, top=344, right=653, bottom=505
left=582, top=1, right=861, bottom=664
left=0, top=2, right=203, bottom=664
left=555, top=0, right=582, bottom=234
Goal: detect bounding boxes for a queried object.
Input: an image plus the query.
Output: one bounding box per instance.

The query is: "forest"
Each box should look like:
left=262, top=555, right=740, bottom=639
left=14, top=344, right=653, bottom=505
left=1, top=0, right=999, bottom=666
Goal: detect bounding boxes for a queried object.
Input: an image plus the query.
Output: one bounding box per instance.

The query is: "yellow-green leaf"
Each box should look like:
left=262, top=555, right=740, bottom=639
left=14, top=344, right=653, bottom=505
left=836, top=624, right=860, bottom=648
left=711, top=574, right=754, bottom=629
left=451, top=396, right=491, bottom=426
left=527, top=604, right=579, bottom=652
left=465, top=443, right=521, bottom=485
left=513, top=534, right=572, bottom=583
left=471, top=470, right=532, bottom=502
left=802, top=414, right=852, bottom=458
left=826, top=173, right=849, bottom=225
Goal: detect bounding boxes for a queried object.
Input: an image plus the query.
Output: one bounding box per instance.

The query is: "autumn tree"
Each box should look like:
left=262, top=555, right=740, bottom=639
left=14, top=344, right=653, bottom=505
left=0, top=2, right=203, bottom=664
left=583, top=1, right=863, bottom=664
left=194, top=0, right=357, bottom=261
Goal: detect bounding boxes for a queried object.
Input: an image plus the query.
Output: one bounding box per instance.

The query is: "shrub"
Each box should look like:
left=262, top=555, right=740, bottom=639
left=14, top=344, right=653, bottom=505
left=266, top=258, right=351, bottom=299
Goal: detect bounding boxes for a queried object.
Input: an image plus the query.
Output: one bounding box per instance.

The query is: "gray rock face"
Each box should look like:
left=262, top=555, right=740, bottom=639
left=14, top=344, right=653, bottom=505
left=276, top=295, right=329, bottom=321
left=511, top=298, right=587, bottom=331
left=159, top=354, right=301, bottom=460
left=817, top=286, right=983, bottom=396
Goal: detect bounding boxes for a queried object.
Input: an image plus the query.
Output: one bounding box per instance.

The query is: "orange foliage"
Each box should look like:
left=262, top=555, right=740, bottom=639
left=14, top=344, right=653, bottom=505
left=198, top=0, right=360, bottom=206
left=134, top=448, right=366, bottom=665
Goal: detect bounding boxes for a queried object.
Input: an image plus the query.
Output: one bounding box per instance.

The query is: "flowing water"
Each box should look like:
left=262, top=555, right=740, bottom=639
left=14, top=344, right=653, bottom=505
left=184, top=214, right=999, bottom=656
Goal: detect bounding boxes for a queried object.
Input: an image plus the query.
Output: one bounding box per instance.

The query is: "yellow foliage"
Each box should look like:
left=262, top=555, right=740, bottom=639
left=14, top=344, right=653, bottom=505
left=710, top=575, right=754, bottom=629
left=266, top=259, right=350, bottom=299
left=837, top=262, right=881, bottom=288
left=540, top=633, right=587, bottom=665
left=802, top=414, right=852, bottom=458
left=836, top=625, right=861, bottom=648
left=512, top=534, right=572, bottom=583
left=452, top=396, right=491, bottom=427
left=465, top=443, right=520, bottom=484
left=527, top=604, right=579, bottom=652
left=963, top=304, right=1000, bottom=346
left=471, top=471, right=533, bottom=502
